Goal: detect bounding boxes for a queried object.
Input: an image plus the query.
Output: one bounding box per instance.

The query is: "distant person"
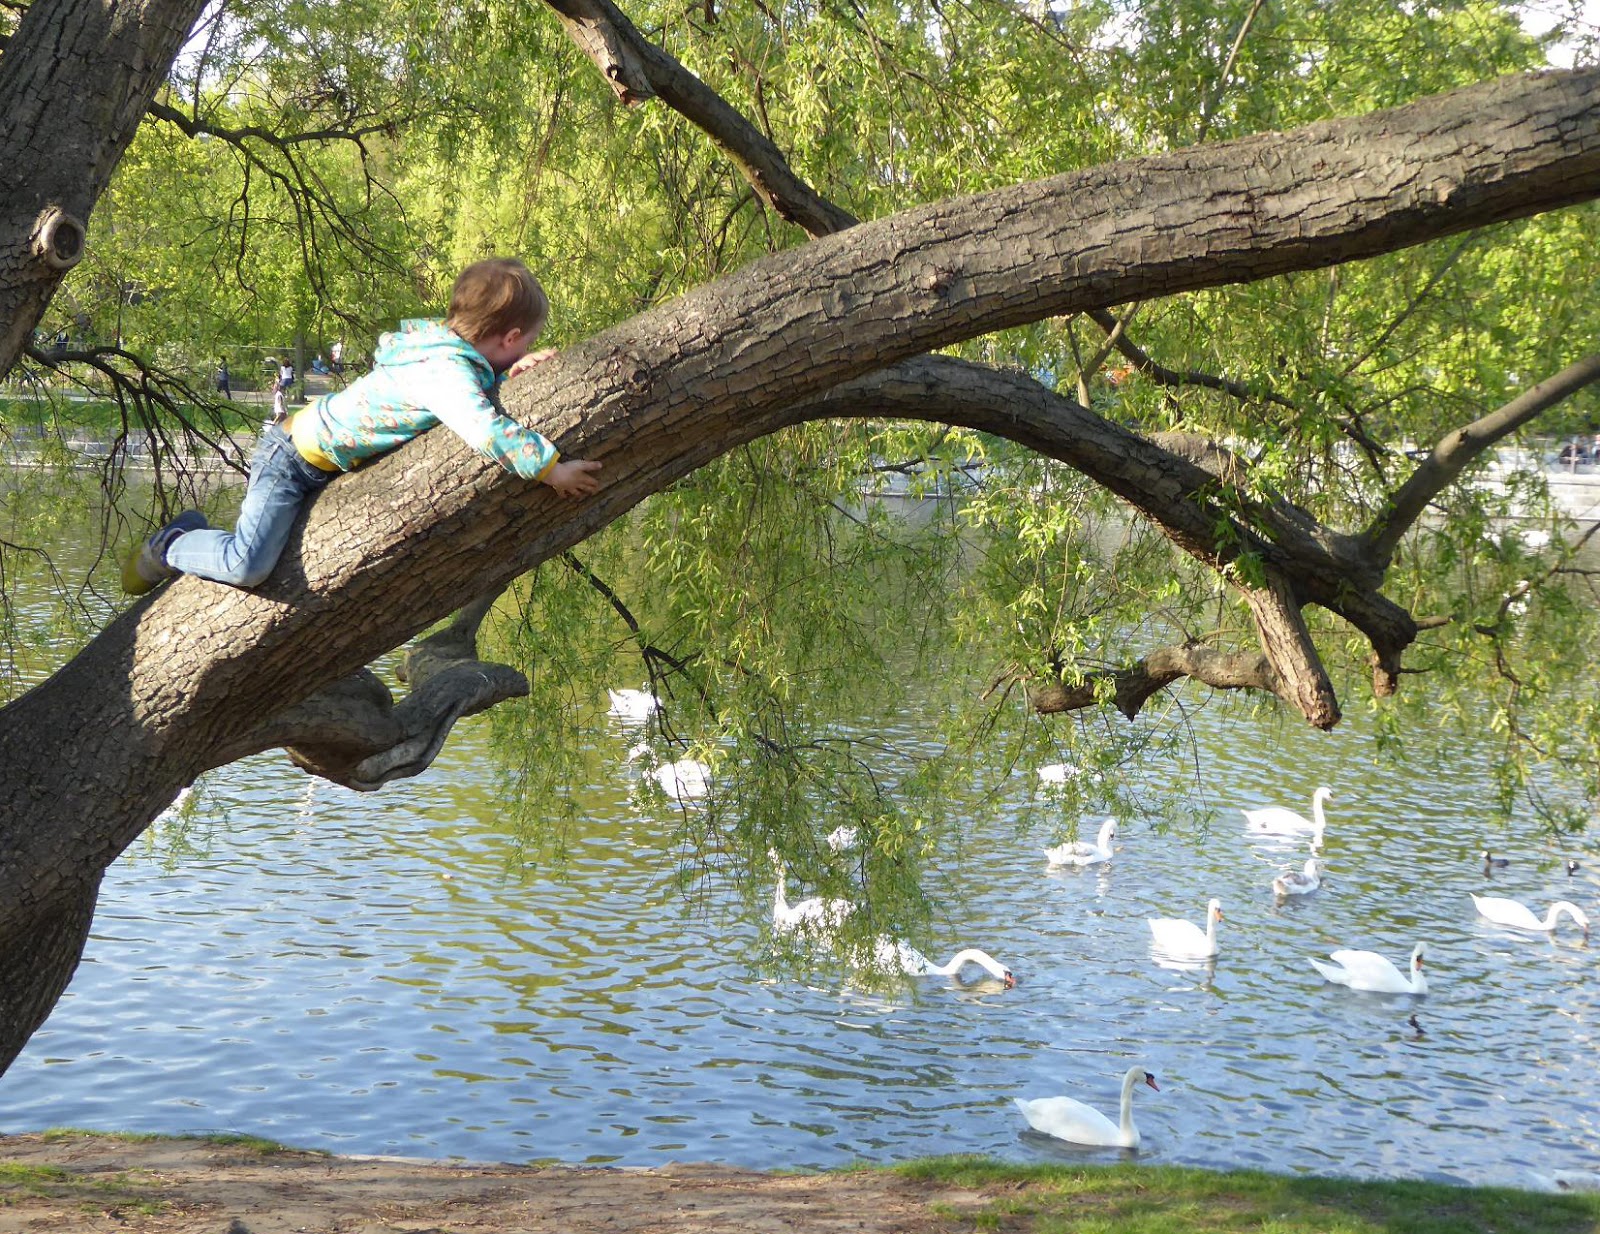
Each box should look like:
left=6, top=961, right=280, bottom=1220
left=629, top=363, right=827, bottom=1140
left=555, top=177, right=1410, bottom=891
left=122, top=257, right=603, bottom=594
left=330, top=339, right=344, bottom=377
left=270, top=361, right=291, bottom=426
left=310, top=354, right=330, bottom=375
left=214, top=359, right=231, bottom=399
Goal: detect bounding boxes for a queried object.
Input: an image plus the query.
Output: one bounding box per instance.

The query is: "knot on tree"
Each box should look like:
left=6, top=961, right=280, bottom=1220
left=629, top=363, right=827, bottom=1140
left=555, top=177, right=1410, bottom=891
left=228, top=595, right=528, bottom=792
left=31, top=207, right=87, bottom=271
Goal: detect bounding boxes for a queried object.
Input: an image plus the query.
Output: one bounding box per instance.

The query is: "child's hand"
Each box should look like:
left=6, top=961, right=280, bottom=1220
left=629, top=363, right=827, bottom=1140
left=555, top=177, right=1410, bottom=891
left=506, top=348, right=558, bottom=381
left=543, top=458, right=603, bottom=499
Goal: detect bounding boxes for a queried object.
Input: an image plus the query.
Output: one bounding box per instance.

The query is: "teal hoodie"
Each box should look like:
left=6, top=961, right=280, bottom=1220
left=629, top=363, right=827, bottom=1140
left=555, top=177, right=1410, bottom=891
left=292, top=319, right=559, bottom=478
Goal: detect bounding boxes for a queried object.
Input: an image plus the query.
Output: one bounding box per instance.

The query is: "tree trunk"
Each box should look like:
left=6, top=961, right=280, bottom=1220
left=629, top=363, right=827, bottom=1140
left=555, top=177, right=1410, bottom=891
left=0, top=67, right=1598, bottom=1071
left=0, top=0, right=209, bottom=373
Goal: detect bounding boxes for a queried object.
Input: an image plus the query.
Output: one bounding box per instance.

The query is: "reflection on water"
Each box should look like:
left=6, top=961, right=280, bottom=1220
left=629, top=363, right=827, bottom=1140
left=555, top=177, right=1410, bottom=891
left=1, top=698, right=1598, bottom=1191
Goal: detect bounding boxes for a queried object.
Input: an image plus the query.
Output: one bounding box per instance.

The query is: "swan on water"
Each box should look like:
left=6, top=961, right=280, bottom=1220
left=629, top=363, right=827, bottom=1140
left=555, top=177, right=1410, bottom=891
left=1037, top=763, right=1080, bottom=785
left=1311, top=943, right=1428, bottom=994
left=1272, top=858, right=1322, bottom=898
left=606, top=685, right=661, bottom=723
left=873, top=939, right=1016, bottom=986
left=627, top=743, right=711, bottom=801
left=1242, top=786, right=1331, bottom=846
left=1045, top=818, right=1117, bottom=867
left=1014, top=1065, right=1160, bottom=1148
left=1148, top=898, right=1222, bottom=959
left=1471, top=894, right=1590, bottom=934
left=769, top=851, right=854, bottom=934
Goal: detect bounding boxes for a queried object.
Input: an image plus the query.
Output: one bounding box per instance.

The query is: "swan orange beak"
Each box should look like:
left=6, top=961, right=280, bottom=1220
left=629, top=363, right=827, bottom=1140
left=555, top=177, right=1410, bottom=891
left=1144, top=1073, right=1160, bottom=1092
left=1003, top=971, right=1018, bottom=988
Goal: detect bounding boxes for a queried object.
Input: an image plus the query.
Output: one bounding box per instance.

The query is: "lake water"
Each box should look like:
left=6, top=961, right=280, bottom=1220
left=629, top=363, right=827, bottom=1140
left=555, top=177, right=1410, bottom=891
left=0, top=474, right=1597, bottom=1189
left=1, top=687, right=1596, bottom=1190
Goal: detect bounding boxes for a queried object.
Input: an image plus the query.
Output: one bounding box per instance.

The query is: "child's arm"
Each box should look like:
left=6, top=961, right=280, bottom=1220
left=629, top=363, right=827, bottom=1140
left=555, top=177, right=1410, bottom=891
left=505, top=350, right=602, bottom=497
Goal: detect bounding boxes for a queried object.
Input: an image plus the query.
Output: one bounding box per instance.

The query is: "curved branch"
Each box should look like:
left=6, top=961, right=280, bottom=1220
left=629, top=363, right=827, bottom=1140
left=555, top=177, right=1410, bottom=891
left=1366, top=352, right=1600, bottom=563
left=146, top=99, right=401, bottom=149
left=145, top=98, right=412, bottom=295
left=1086, top=306, right=1302, bottom=414
left=543, top=0, right=859, bottom=237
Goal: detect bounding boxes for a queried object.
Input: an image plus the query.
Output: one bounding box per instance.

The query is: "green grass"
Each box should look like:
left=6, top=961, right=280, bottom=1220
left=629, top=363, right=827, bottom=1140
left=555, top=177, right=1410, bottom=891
left=894, top=1158, right=1600, bottom=1234
left=35, top=1127, right=304, bottom=1155
left=0, top=1157, right=161, bottom=1215
left=1, top=395, right=261, bottom=438
left=0, top=1130, right=315, bottom=1218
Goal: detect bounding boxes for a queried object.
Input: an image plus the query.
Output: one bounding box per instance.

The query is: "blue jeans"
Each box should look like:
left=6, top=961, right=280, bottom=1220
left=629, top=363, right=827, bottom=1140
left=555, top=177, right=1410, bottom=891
left=166, top=423, right=336, bottom=587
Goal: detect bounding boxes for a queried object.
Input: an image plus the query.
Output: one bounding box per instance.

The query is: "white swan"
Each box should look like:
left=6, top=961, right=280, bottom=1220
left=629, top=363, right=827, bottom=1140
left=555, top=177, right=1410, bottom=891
left=1311, top=943, right=1427, bottom=994
left=1037, top=762, right=1080, bottom=785
left=1148, top=898, right=1222, bottom=958
left=627, top=743, right=711, bottom=801
left=1243, top=786, right=1331, bottom=846
left=873, top=939, right=1015, bottom=986
left=826, top=825, right=860, bottom=852
left=606, top=685, right=660, bottom=722
left=1471, top=894, right=1590, bottom=934
left=1045, top=818, right=1117, bottom=867
left=770, top=851, right=854, bottom=934
left=654, top=758, right=711, bottom=800
left=1014, top=1065, right=1160, bottom=1148
left=1272, top=858, right=1322, bottom=898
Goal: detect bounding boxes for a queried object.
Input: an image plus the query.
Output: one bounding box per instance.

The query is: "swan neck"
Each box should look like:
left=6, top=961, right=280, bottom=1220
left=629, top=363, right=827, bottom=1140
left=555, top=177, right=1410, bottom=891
left=1547, top=902, right=1586, bottom=930
left=1119, top=1071, right=1138, bottom=1140
left=964, top=949, right=1004, bottom=980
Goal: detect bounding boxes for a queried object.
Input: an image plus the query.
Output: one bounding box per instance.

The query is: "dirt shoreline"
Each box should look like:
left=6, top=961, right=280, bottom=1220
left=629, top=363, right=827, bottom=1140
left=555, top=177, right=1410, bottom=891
left=0, top=1132, right=1004, bottom=1233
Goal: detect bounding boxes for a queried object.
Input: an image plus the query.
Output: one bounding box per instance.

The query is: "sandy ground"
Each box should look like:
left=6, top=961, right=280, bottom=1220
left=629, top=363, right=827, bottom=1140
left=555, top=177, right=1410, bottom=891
left=0, top=1133, right=1015, bottom=1233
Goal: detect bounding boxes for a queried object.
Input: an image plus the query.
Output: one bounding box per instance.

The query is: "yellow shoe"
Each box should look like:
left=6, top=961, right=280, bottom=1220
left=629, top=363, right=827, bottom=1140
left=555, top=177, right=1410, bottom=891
left=122, top=510, right=209, bottom=595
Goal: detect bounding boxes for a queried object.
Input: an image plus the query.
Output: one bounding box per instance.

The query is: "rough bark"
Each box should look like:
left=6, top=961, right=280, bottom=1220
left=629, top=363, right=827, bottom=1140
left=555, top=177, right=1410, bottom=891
left=1, top=68, right=1599, bottom=1073
left=0, top=0, right=210, bottom=375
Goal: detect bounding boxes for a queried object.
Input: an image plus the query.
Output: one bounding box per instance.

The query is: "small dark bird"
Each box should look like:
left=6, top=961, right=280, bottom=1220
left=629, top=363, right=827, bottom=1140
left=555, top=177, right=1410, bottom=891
left=1482, top=849, right=1510, bottom=869
left=1408, top=1014, right=1426, bottom=1039
left=1568, top=859, right=1582, bottom=877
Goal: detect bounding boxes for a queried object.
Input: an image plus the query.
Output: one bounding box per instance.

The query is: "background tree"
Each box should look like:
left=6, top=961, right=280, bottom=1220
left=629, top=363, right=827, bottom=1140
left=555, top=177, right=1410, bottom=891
left=1, top=0, right=1599, bottom=1074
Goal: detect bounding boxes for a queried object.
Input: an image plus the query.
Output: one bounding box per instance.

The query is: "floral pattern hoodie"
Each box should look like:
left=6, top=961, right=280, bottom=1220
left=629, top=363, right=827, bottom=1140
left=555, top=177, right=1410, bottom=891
left=292, top=319, right=559, bottom=478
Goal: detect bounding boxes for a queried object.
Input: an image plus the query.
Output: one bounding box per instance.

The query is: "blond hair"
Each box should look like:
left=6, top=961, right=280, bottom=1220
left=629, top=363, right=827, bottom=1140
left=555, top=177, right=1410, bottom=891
left=445, top=258, right=549, bottom=343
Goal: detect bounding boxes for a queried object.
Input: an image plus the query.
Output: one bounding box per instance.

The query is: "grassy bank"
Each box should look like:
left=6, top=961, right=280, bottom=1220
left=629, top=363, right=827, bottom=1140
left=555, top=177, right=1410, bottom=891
left=895, top=1156, right=1600, bottom=1233
left=2, top=1132, right=1596, bottom=1234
